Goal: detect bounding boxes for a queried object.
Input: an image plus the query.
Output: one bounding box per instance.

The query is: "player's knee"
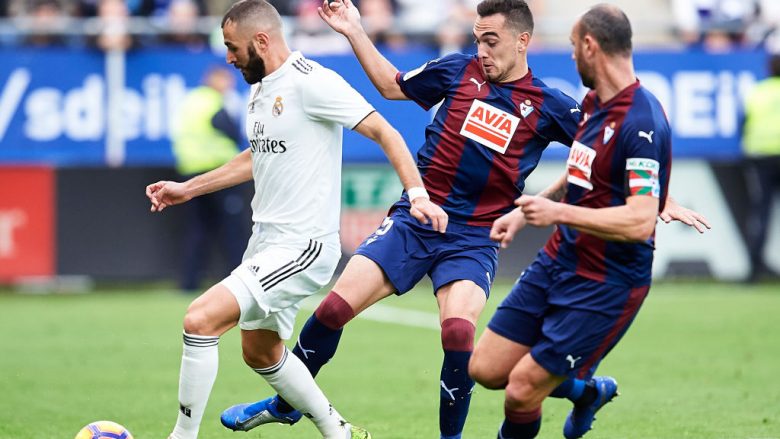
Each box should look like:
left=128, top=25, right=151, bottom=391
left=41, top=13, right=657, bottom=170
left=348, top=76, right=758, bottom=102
left=441, top=318, right=475, bottom=351
left=314, top=291, right=356, bottom=330
left=505, top=376, right=540, bottom=410
left=469, top=358, right=507, bottom=390
left=183, top=307, right=212, bottom=335
left=242, top=346, right=281, bottom=369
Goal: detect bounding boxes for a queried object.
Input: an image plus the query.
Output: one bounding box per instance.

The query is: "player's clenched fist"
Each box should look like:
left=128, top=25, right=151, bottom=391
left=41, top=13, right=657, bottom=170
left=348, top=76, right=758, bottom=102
left=516, top=195, right=562, bottom=227
left=145, top=180, right=191, bottom=212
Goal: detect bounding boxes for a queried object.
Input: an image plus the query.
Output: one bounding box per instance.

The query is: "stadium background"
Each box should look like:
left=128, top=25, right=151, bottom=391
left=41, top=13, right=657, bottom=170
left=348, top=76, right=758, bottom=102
left=1, top=1, right=779, bottom=438
left=1, top=0, right=777, bottom=285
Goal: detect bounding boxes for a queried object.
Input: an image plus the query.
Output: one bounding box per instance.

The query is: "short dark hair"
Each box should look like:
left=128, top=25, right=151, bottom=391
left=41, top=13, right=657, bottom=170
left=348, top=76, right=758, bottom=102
left=477, top=0, right=534, bottom=35
left=579, top=4, right=632, bottom=57
left=221, top=0, right=281, bottom=29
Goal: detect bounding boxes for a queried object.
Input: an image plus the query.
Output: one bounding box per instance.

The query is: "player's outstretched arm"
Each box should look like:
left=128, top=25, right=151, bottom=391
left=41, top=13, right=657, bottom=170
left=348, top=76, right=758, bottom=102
left=353, top=111, right=448, bottom=232
left=658, top=196, right=711, bottom=233
left=318, top=0, right=406, bottom=100
left=146, top=149, right=252, bottom=212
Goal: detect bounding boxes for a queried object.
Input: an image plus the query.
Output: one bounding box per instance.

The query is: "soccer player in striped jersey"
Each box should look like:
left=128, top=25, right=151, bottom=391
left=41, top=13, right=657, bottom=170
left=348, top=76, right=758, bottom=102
left=145, top=1, right=445, bottom=438
left=470, top=5, right=710, bottom=439
left=222, top=1, right=588, bottom=438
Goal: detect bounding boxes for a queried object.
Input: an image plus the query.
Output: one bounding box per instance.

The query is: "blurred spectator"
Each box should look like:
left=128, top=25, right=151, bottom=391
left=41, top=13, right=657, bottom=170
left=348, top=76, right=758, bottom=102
left=435, top=0, right=546, bottom=54
left=672, top=0, right=760, bottom=50
left=21, top=0, right=70, bottom=46
left=753, top=0, right=780, bottom=49
left=741, top=54, right=780, bottom=283
left=356, top=0, right=403, bottom=47
left=290, top=0, right=351, bottom=55
left=266, top=0, right=297, bottom=17
left=158, top=0, right=208, bottom=48
left=171, top=66, right=246, bottom=293
left=77, top=0, right=206, bottom=17
left=89, top=0, right=133, bottom=51
left=395, top=0, right=447, bottom=45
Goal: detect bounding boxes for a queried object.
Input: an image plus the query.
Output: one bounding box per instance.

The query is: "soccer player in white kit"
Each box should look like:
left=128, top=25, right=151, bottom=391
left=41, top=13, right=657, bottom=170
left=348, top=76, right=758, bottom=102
left=145, top=1, right=447, bottom=438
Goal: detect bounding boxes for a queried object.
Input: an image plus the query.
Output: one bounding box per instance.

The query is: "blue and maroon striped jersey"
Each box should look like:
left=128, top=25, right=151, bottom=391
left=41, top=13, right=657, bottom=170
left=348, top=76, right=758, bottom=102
left=544, top=80, right=672, bottom=287
left=394, top=52, right=580, bottom=226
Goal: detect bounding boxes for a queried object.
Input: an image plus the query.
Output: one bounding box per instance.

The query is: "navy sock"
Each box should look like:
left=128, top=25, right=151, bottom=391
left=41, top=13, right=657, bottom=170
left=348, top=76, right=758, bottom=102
left=498, top=418, right=541, bottom=439
left=439, top=350, right=474, bottom=437
left=276, top=314, right=343, bottom=413
left=549, top=378, right=586, bottom=401
left=498, top=407, right=541, bottom=439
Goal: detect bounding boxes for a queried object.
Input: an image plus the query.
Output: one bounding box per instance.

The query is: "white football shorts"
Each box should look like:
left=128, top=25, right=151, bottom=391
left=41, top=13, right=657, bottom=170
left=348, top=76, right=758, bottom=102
left=220, top=230, right=341, bottom=339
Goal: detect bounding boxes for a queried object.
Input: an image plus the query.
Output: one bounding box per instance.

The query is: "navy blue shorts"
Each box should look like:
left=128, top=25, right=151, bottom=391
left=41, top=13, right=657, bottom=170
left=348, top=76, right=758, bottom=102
left=488, top=251, right=649, bottom=378
left=354, top=208, right=499, bottom=296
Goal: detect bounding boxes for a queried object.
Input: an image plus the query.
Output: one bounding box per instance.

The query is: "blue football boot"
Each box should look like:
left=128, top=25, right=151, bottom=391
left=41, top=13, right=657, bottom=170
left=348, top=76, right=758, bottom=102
left=220, top=395, right=302, bottom=431
left=563, top=376, right=619, bottom=439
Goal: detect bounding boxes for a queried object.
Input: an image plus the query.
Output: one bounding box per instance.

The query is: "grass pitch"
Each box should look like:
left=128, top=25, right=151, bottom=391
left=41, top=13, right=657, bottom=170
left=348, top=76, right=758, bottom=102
left=1, top=281, right=778, bottom=438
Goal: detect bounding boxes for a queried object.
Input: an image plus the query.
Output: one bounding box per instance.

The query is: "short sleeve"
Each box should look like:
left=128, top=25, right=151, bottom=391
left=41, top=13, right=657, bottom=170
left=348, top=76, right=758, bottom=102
left=540, top=88, right=581, bottom=146
left=301, top=68, right=375, bottom=129
left=396, top=52, right=472, bottom=110
left=620, top=117, right=669, bottom=199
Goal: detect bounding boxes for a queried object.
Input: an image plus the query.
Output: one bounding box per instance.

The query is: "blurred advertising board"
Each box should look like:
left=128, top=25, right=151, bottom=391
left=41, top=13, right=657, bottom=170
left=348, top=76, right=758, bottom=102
left=0, top=166, right=55, bottom=280
left=0, top=47, right=765, bottom=165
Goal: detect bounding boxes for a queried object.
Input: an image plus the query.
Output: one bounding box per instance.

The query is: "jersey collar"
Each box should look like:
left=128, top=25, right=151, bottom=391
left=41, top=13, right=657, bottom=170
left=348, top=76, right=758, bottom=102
left=261, top=51, right=304, bottom=84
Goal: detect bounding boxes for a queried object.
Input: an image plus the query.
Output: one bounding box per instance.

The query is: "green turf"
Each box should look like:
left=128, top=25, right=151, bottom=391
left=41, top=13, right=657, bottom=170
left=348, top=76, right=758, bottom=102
left=1, top=281, right=778, bottom=438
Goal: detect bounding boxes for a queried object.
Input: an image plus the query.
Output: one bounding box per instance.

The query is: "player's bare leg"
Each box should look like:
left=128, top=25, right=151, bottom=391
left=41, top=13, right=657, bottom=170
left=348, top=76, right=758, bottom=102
left=277, top=254, right=394, bottom=400
left=220, top=255, right=391, bottom=434
left=469, top=328, right=530, bottom=390
left=434, top=280, right=486, bottom=439
left=499, top=354, right=565, bottom=438
left=224, top=328, right=359, bottom=439
left=170, top=284, right=239, bottom=439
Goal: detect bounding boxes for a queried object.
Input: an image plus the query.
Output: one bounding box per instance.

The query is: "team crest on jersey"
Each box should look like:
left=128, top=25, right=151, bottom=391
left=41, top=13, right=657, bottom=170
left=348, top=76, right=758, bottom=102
left=460, top=99, right=520, bottom=154
left=566, top=140, right=596, bottom=190
left=626, top=158, right=660, bottom=197
left=519, top=99, right=534, bottom=118
left=272, top=96, right=284, bottom=117
left=603, top=122, right=616, bottom=144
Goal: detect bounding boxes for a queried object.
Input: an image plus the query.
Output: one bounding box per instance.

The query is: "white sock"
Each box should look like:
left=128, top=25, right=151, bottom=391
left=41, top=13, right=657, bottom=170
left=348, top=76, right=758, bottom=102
left=254, top=347, right=348, bottom=439
left=170, top=332, right=220, bottom=439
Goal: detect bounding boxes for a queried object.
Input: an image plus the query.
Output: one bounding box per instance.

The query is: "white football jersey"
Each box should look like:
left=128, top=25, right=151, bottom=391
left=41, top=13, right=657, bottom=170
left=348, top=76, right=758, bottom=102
left=245, top=51, right=374, bottom=238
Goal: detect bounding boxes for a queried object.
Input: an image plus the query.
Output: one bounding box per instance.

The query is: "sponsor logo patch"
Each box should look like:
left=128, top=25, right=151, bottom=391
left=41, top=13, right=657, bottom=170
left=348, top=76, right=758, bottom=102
left=459, top=99, right=520, bottom=154
left=566, top=140, right=596, bottom=190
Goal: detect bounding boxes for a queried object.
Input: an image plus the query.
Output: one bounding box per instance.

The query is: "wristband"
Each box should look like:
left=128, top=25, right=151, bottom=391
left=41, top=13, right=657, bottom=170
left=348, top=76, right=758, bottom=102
left=407, top=186, right=429, bottom=201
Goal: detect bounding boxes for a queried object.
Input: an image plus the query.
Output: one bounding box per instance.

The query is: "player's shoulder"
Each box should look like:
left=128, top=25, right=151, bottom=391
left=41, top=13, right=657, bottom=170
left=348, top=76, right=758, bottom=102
left=625, top=86, right=669, bottom=129
left=405, top=52, right=475, bottom=75
left=620, top=87, right=670, bottom=146
left=291, top=54, right=351, bottom=91
left=531, top=77, right=580, bottom=113
left=437, top=52, right=476, bottom=65
left=287, top=53, right=324, bottom=80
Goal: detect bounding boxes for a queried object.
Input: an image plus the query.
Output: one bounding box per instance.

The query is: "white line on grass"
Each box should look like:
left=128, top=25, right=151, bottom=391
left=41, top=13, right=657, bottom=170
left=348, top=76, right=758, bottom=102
left=301, top=298, right=440, bottom=330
